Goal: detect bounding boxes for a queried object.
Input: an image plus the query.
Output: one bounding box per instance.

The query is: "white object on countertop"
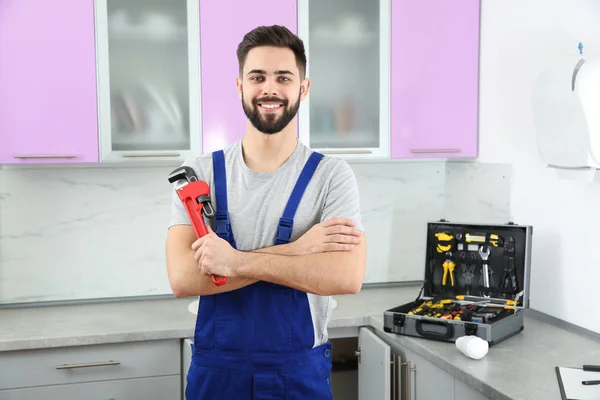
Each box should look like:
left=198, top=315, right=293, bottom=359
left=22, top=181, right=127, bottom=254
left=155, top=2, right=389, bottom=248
left=187, top=297, right=338, bottom=316
left=456, top=336, right=489, bottom=360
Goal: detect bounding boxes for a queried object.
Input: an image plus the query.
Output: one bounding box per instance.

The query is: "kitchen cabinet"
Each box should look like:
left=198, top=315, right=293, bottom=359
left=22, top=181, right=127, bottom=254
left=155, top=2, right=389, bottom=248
left=94, top=0, right=202, bottom=162
left=358, top=327, right=392, bottom=399
left=0, top=340, right=181, bottom=399
left=198, top=1, right=298, bottom=155
left=0, top=376, right=180, bottom=400
left=0, top=0, right=99, bottom=164
left=455, top=378, right=493, bottom=400
left=390, top=0, right=480, bottom=159
left=297, top=0, right=391, bottom=159
left=367, top=327, right=493, bottom=400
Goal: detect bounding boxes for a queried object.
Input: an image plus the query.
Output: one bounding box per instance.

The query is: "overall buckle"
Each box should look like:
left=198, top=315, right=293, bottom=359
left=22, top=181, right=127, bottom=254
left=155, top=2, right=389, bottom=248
left=275, top=217, right=294, bottom=245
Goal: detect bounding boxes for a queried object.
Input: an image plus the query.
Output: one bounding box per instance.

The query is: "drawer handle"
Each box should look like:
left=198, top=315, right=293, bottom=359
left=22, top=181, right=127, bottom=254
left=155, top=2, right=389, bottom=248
left=55, top=360, right=121, bottom=370
left=318, top=149, right=373, bottom=155
left=13, top=154, right=77, bottom=159
left=121, top=152, right=181, bottom=158
left=410, top=149, right=461, bottom=154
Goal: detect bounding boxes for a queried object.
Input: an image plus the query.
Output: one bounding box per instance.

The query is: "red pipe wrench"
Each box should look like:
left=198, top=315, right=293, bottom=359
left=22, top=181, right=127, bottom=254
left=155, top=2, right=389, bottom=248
left=168, top=166, right=227, bottom=286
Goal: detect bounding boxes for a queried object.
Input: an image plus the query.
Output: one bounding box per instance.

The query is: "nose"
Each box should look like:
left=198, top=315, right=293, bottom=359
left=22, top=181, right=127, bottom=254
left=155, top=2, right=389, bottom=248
left=261, top=78, right=280, bottom=97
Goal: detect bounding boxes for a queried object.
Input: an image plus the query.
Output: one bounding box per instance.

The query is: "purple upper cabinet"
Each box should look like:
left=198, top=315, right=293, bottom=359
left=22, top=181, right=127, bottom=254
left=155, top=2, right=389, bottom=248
left=0, top=1, right=99, bottom=164
left=390, top=0, right=480, bottom=158
left=199, top=1, right=297, bottom=155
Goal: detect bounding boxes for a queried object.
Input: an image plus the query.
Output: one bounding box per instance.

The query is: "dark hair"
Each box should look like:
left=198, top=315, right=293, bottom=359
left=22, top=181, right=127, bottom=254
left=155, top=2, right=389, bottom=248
left=237, top=25, right=307, bottom=79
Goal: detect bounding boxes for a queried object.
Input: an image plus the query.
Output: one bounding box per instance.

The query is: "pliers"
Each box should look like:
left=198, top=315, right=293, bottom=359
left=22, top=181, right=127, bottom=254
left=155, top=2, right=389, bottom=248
left=460, top=263, right=476, bottom=295
left=500, top=256, right=518, bottom=294
left=442, top=259, right=456, bottom=287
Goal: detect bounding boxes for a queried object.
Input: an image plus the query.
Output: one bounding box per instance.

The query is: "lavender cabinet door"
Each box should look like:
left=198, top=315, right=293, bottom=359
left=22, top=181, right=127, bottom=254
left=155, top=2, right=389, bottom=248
left=199, top=1, right=297, bottom=154
left=390, top=0, right=480, bottom=158
left=0, top=1, right=99, bottom=164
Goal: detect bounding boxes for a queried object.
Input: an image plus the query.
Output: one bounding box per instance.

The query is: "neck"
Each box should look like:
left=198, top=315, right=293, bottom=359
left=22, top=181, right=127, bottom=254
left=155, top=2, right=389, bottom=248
left=242, top=119, right=298, bottom=172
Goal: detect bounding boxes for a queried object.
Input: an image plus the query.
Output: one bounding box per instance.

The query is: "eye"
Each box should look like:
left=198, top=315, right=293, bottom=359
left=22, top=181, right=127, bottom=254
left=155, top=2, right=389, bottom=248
left=250, top=76, right=264, bottom=82
left=279, top=76, right=290, bottom=82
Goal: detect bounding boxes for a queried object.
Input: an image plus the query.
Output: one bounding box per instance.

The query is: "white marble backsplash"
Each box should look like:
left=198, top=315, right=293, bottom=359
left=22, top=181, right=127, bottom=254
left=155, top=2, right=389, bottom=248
left=445, top=161, right=513, bottom=224
left=0, top=160, right=511, bottom=304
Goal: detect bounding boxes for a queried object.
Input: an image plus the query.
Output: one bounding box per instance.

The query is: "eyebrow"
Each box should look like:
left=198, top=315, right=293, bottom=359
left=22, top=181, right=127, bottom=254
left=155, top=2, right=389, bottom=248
left=247, top=69, right=294, bottom=76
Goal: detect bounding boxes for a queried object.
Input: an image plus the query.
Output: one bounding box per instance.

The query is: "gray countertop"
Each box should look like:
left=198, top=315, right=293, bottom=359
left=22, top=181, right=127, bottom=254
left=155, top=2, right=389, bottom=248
left=1, top=286, right=599, bottom=400
left=0, top=286, right=406, bottom=352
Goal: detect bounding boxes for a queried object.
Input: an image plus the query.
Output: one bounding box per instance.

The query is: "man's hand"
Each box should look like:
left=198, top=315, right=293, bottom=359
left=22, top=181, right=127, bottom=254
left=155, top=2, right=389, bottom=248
left=291, top=217, right=362, bottom=255
left=192, top=226, right=242, bottom=278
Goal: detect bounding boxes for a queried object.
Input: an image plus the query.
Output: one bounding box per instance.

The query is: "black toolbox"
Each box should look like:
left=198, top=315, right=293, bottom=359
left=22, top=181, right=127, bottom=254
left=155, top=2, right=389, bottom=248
left=383, top=220, right=533, bottom=346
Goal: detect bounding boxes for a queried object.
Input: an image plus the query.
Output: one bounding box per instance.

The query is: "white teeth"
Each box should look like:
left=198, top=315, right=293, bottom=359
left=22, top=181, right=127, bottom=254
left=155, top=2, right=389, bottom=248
left=261, top=104, right=281, bottom=109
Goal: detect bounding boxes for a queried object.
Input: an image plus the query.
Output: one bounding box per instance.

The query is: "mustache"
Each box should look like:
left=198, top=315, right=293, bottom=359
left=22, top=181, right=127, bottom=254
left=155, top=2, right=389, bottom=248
left=253, top=96, right=288, bottom=106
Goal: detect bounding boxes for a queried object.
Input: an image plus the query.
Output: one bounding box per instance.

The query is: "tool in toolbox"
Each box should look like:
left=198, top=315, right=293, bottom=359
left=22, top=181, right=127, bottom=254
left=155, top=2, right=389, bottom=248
left=442, top=252, right=456, bottom=288
left=168, top=166, right=227, bottom=286
left=383, top=220, right=533, bottom=347
left=478, top=245, right=493, bottom=297
left=460, top=263, right=476, bottom=295
left=499, top=236, right=519, bottom=296
left=434, top=232, right=454, bottom=253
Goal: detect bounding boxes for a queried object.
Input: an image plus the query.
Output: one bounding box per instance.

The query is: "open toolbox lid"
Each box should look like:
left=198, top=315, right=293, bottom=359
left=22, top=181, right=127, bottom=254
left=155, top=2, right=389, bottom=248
left=418, top=220, right=533, bottom=309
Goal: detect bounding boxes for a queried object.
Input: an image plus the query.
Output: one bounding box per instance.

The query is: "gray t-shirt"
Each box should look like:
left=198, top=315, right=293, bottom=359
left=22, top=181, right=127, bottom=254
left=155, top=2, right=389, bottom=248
left=169, top=139, right=363, bottom=347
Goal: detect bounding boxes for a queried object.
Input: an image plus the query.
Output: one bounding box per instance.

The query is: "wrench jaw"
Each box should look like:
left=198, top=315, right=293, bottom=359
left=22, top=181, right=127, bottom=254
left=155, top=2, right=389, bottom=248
left=168, top=166, right=199, bottom=190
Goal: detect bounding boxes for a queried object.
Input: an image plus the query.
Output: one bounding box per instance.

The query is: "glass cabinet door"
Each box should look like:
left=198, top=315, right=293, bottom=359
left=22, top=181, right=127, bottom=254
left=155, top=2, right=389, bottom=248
left=298, top=0, right=390, bottom=158
left=94, top=0, right=201, bottom=162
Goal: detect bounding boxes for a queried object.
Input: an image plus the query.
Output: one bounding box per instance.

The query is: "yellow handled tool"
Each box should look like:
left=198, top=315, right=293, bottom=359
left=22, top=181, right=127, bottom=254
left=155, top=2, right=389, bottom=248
left=442, top=260, right=455, bottom=286
left=435, top=232, right=454, bottom=253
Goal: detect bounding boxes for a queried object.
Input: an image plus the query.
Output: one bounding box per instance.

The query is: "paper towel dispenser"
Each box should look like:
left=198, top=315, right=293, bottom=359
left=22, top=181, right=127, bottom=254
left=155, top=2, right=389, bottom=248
left=532, top=53, right=600, bottom=169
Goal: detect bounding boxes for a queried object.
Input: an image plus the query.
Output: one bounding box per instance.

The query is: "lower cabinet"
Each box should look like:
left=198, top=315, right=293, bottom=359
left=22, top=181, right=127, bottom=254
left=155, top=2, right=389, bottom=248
left=359, top=327, right=493, bottom=400
left=454, top=378, right=492, bottom=400
left=0, top=375, right=180, bottom=400
left=0, top=339, right=182, bottom=400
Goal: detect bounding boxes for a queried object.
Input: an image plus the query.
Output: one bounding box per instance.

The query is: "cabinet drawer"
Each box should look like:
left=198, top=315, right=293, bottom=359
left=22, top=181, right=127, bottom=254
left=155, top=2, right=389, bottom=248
left=0, top=339, right=180, bottom=390
left=0, top=375, right=180, bottom=400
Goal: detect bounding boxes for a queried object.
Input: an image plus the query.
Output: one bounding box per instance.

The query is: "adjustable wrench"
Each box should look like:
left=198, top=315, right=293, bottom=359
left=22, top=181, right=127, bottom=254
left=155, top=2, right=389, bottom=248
left=478, top=245, right=492, bottom=297
left=168, top=166, right=226, bottom=286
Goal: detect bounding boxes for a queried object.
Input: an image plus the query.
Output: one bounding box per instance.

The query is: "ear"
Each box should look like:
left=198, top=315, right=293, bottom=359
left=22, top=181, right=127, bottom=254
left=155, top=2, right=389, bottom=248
left=236, top=76, right=243, bottom=100
left=300, top=77, right=311, bottom=101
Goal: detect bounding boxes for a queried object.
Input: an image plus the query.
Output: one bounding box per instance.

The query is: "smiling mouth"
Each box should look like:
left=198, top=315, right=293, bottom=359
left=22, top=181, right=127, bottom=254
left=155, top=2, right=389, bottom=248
left=258, top=103, right=283, bottom=110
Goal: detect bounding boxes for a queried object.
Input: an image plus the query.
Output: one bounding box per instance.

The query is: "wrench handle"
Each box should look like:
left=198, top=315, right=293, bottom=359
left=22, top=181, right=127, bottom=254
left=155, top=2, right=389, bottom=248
left=212, top=275, right=227, bottom=286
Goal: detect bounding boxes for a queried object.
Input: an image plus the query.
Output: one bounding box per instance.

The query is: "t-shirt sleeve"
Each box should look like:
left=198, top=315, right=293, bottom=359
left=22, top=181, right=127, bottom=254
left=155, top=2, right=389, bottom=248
left=168, top=185, right=191, bottom=228
left=320, top=160, right=364, bottom=232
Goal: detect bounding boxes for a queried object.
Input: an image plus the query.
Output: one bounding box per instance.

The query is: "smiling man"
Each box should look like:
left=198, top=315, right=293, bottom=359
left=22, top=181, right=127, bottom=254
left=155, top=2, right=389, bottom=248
left=166, top=25, right=367, bottom=400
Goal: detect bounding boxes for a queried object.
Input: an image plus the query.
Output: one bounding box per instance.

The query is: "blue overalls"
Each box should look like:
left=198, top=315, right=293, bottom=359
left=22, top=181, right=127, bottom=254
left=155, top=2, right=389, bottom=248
left=185, top=149, right=333, bottom=400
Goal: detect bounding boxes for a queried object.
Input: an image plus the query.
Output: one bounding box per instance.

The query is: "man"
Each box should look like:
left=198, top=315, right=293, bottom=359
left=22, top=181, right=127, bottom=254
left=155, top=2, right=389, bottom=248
left=166, top=25, right=367, bottom=400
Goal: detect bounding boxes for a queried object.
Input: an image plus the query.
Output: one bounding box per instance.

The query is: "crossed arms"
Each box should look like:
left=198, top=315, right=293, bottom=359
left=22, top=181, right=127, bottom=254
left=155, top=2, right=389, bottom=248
left=165, top=217, right=366, bottom=297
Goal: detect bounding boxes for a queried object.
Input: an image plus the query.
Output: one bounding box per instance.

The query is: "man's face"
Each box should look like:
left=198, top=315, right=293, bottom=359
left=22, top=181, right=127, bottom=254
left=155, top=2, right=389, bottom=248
left=237, top=46, right=310, bottom=135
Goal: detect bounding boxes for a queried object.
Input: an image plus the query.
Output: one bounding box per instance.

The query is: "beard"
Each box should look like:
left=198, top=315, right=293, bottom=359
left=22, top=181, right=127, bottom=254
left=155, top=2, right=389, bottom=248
left=242, top=89, right=301, bottom=134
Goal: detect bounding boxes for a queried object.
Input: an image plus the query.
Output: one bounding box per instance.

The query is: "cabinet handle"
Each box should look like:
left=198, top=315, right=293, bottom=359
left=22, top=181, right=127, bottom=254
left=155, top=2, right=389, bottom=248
left=319, top=149, right=373, bottom=155
left=55, top=360, right=121, bottom=370
left=410, top=149, right=461, bottom=154
left=404, top=360, right=416, bottom=400
left=13, top=154, right=77, bottom=159
left=121, top=152, right=181, bottom=158
left=392, top=355, right=402, bottom=400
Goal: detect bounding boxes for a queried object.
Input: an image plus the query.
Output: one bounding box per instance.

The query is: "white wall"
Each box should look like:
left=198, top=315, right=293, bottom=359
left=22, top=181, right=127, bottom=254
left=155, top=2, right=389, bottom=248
left=477, top=0, right=600, bottom=332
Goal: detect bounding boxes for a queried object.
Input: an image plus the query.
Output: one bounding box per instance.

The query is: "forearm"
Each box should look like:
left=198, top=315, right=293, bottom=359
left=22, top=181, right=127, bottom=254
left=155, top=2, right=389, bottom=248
left=168, top=249, right=256, bottom=297
left=235, top=248, right=365, bottom=296
left=251, top=242, right=300, bottom=256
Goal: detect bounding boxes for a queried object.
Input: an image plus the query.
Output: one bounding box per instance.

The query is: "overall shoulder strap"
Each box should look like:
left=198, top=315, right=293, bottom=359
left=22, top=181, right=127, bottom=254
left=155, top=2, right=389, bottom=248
left=212, top=150, right=236, bottom=249
left=275, top=151, right=325, bottom=245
